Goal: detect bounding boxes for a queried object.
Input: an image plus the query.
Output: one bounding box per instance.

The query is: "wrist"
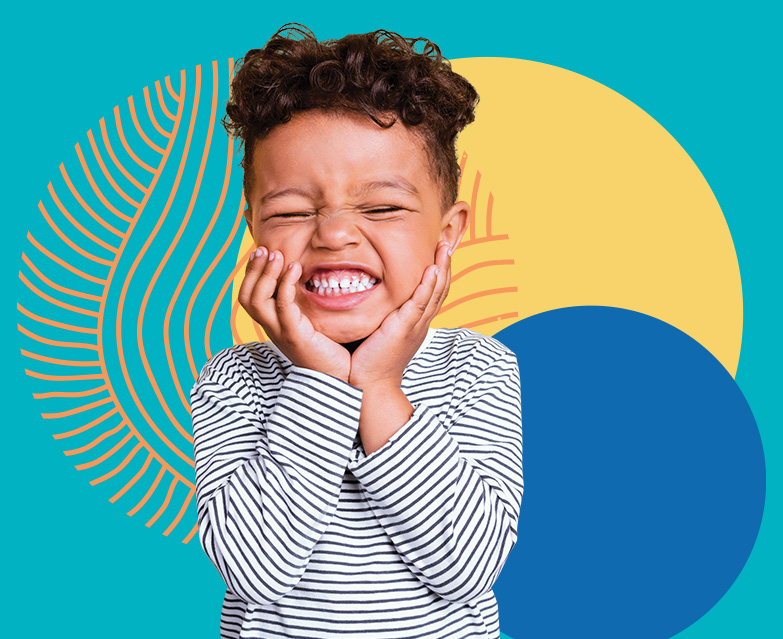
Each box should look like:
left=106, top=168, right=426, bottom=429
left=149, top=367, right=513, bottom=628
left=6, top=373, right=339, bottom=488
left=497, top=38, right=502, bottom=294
left=349, top=374, right=403, bottom=392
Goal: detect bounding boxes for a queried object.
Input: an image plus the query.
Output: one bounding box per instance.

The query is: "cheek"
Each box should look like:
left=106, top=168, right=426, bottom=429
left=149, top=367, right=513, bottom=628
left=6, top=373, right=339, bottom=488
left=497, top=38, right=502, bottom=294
left=257, top=228, right=310, bottom=258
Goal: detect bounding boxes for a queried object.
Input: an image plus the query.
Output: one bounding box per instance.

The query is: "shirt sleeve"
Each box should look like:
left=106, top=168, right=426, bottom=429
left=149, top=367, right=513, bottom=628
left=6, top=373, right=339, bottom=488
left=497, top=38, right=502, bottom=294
left=191, top=350, right=362, bottom=605
left=347, top=345, right=523, bottom=604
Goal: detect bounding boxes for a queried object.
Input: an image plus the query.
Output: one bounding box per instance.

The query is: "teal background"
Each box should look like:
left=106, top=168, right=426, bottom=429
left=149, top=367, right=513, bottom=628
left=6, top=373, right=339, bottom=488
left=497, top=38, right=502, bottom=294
left=2, top=1, right=780, bottom=637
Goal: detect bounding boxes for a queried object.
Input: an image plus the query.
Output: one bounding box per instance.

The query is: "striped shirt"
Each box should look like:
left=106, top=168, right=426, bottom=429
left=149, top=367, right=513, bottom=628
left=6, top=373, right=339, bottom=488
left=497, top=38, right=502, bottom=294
left=191, top=328, right=524, bottom=639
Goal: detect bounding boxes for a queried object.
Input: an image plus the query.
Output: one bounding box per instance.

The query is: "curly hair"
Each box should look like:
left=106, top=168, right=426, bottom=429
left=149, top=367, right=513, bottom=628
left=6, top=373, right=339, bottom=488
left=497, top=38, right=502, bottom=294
left=224, top=24, right=479, bottom=207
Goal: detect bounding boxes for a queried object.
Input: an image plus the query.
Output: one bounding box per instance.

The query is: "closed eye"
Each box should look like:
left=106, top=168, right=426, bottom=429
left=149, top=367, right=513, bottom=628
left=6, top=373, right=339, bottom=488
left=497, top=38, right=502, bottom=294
left=364, top=207, right=405, bottom=215
left=272, top=212, right=312, bottom=219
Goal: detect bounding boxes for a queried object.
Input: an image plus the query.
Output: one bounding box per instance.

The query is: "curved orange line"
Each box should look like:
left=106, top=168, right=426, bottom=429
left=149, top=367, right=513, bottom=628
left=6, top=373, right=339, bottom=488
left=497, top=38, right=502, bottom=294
left=22, top=253, right=103, bottom=303
left=17, top=303, right=98, bottom=335
left=19, top=272, right=100, bottom=318
left=113, top=68, right=195, bottom=467
left=115, top=106, right=156, bottom=174
left=457, top=151, right=468, bottom=193
left=96, top=69, right=193, bottom=492
left=146, top=477, right=178, bottom=527
left=155, top=80, right=176, bottom=121
left=86, top=130, right=141, bottom=208
left=144, top=86, right=172, bottom=138
left=485, top=191, right=495, bottom=236
left=75, top=432, right=134, bottom=470
left=53, top=407, right=118, bottom=439
left=469, top=170, right=481, bottom=241
left=182, top=522, right=198, bottom=544
left=207, top=243, right=253, bottom=359
left=46, top=184, right=120, bottom=252
left=183, top=151, right=237, bottom=378
left=17, top=324, right=98, bottom=351
left=183, top=59, right=237, bottom=381
left=230, top=298, right=242, bottom=345
left=109, top=451, right=153, bottom=501
left=26, top=370, right=102, bottom=383
left=460, top=312, right=519, bottom=330
left=27, top=370, right=104, bottom=382
left=195, top=194, right=245, bottom=368
left=129, top=95, right=166, bottom=154
left=26, top=233, right=107, bottom=286
left=459, top=234, right=510, bottom=248
left=165, top=75, right=180, bottom=102
left=439, top=286, right=519, bottom=314
left=92, top=441, right=144, bottom=486
left=43, top=397, right=112, bottom=419
left=164, top=60, right=219, bottom=416
left=22, top=350, right=100, bottom=368
left=100, top=117, right=148, bottom=194
left=72, top=147, right=133, bottom=225
left=34, top=386, right=107, bottom=399
left=127, top=66, right=200, bottom=448
left=251, top=320, right=266, bottom=342
left=451, top=259, right=515, bottom=283
left=127, top=466, right=166, bottom=516
left=163, top=485, right=194, bottom=536
left=64, top=422, right=125, bottom=455
left=37, top=201, right=114, bottom=266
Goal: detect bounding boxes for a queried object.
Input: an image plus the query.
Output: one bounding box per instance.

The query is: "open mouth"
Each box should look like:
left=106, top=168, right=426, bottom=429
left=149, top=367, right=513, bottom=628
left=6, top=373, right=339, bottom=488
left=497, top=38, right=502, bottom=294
left=304, top=268, right=379, bottom=296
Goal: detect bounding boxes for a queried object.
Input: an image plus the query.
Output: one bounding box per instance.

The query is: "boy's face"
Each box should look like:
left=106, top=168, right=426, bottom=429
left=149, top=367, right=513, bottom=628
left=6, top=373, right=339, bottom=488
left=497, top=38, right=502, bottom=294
left=245, top=109, right=468, bottom=344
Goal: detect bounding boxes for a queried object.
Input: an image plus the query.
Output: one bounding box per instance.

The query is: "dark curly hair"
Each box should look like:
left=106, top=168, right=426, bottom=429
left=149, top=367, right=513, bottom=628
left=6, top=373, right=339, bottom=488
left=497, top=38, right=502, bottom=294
left=224, top=24, right=479, bottom=208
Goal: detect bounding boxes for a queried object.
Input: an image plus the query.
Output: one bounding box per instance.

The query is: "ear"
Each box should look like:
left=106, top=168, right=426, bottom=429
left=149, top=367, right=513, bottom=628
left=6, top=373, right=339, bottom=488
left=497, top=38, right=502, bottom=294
left=440, top=200, right=470, bottom=249
left=243, top=206, right=255, bottom=239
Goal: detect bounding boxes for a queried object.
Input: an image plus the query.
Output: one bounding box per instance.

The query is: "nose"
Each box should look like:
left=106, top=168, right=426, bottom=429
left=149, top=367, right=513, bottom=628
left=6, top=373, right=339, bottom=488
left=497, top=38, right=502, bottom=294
left=312, top=211, right=361, bottom=251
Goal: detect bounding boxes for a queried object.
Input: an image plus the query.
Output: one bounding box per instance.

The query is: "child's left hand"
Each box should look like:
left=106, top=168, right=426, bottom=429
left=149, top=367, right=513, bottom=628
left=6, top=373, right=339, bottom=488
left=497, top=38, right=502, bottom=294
left=348, top=240, right=452, bottom=391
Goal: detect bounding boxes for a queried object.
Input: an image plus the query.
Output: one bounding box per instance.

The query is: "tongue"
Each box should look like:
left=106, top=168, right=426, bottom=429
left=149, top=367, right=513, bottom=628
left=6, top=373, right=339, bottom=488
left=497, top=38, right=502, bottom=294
left=311, top=268, right=369, bottom=280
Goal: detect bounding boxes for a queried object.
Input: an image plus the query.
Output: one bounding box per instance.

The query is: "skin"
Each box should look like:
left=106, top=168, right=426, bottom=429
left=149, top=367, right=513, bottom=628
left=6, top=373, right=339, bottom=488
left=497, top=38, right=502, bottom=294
left=238, top=109, right=469, bottom=454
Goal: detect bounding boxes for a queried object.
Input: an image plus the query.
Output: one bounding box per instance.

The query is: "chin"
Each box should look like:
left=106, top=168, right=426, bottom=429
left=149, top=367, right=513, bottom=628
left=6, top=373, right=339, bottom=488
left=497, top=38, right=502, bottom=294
left=317, top=320, right=377, bottom=345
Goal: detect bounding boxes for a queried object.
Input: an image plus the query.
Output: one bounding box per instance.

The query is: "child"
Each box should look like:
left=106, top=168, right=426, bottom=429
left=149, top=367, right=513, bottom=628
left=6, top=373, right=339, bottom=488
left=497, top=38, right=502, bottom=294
left=191, top=25, right=523, bottom=639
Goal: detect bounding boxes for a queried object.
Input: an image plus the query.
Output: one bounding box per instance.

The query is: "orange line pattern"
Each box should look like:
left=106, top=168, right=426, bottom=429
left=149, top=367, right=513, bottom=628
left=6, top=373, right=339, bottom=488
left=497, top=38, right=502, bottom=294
left=19, top=65, right=208, bottom=545
left=431, top=153, right=519, bottom=339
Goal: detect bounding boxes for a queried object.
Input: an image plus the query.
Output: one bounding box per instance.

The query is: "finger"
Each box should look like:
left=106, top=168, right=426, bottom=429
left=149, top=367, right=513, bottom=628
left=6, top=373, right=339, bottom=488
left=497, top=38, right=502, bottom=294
left=418, top=241, right=452, bottom=321
left=245, top=250, right=286, bottom=334
left=238, top=246, right=268, bottom=309
left=393, top=263, right=440, bottom=328
left=253, top=249, right=285, bottom=303
left=275, top=261, right=305, bottom=333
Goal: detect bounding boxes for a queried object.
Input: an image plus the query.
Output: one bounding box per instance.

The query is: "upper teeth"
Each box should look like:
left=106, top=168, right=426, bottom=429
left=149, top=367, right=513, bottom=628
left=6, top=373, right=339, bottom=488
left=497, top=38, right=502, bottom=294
left=309, top=273, right=377, bottom=294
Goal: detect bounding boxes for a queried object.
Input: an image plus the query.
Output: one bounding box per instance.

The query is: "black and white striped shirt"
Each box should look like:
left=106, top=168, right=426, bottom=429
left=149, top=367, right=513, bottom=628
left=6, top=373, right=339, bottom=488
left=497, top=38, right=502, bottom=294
left=191, top=328, right=523, bottom=638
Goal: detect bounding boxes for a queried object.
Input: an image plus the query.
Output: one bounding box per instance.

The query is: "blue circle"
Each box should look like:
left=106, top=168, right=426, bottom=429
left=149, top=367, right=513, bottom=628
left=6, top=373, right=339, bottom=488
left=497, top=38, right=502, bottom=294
left=493, top=307, right=765, bottom=639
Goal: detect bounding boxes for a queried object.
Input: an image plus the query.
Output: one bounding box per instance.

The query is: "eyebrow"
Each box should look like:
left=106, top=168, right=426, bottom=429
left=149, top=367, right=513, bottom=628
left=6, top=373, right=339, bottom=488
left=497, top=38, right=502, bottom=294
left=259, top=178, right=419, bottom=205
left=260, top=187, right=316, bottom=204
left=351, top=179, right=419, bottom=198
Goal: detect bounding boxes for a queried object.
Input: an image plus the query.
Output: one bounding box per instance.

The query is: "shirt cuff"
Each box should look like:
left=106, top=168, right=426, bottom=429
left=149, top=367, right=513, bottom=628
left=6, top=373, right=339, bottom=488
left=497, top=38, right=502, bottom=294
left=348, top=404, right=459, bottom=499
left=265, top=366, right=363, bottom=468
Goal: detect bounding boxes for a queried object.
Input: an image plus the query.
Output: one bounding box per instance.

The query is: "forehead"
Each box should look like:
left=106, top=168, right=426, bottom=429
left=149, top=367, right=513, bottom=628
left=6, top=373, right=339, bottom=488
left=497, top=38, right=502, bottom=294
left=248, top=110, right=442, bottom=206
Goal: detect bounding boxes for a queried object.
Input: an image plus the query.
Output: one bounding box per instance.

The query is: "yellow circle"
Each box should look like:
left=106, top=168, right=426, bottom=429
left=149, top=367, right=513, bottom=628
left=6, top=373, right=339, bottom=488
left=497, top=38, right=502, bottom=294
left=441, top=57, right=742, bottom=375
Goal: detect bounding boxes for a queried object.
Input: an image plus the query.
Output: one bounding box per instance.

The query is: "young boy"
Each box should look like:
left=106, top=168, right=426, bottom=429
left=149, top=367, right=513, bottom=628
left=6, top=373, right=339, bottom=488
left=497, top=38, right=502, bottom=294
left=191, top=25, right=523, bottom=639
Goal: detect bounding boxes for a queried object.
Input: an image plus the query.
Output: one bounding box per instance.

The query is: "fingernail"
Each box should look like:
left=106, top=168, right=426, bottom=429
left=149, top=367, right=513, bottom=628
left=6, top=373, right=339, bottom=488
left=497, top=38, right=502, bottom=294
left=435, top=267, right=440, bottom=276
left=448, top=247, right=454, bottom=256
left=287, top=262, right=294, bottom=270
left=268, top=251, right=276, bottom=261
left=249, top=251, right=255, bottom=261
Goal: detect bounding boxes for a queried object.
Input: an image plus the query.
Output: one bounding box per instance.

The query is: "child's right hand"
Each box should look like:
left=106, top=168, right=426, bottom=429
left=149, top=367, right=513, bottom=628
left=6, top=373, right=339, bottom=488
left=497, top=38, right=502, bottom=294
left=238, top=247, right=351, bottom=382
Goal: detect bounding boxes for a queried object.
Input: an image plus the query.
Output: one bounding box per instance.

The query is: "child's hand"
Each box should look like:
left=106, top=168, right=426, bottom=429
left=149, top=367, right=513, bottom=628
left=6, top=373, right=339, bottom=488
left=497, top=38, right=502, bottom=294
left=239, top=247, right=351, bottom=381
left=349, top=241, right=452, bottom=390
